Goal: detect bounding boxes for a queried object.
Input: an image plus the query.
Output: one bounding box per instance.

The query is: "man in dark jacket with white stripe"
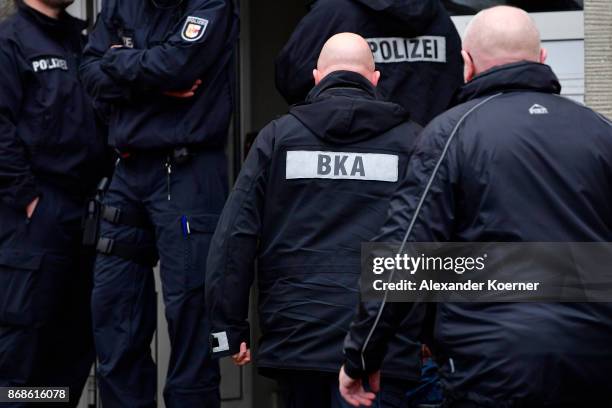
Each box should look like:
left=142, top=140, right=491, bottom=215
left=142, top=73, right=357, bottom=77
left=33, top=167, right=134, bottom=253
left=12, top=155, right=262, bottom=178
left=207, top=33, right=423, bottom=408
left=341, top=6, right=612, bottom=408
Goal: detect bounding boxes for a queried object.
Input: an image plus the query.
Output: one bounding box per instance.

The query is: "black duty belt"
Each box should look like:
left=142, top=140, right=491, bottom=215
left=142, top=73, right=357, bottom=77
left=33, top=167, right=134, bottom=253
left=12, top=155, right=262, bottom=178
left=101, top=205, right=152, bottom=230
left=96, top=237, right=158, bottom=268
left=115, top=145, right=218, bottom=165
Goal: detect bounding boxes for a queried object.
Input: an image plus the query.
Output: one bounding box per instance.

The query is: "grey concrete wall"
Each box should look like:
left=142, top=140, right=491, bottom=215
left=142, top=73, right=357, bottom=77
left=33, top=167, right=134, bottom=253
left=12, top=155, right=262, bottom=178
left=0, top=0, right=15, bottom=20
left=585, top=0, right=612, bottom=118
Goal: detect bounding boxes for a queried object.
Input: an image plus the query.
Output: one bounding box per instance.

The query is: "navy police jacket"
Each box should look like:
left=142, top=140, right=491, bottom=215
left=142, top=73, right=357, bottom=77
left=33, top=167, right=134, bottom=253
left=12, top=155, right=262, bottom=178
left=206, top=71, right=423, bottom=379
left=344, top=62, right=612, bottom=406
left=0, top=1, right=106, bottom=209
left=80, top=0, right=238, bottom=151
left=276, top=0, right=463, bottom=126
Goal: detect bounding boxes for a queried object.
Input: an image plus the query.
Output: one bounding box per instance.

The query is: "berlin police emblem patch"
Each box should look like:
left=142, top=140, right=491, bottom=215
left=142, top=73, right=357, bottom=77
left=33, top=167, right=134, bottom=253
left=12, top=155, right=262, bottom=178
left=181, top=16, right=208, bottom=42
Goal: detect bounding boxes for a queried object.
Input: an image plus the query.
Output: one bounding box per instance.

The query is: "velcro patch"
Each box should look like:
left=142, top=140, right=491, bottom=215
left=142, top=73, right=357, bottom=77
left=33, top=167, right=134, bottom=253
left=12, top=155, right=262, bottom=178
left=367, top=36, right=447, bottom=64
left=211, top=331, right=230, bottom=353
left=121, top=36, right=134, bottom=48
left=286, top=151, right=399, bottom=182
left=31, top=57, right=68, bottom=73
left=181, top=16, right=209, bottom=42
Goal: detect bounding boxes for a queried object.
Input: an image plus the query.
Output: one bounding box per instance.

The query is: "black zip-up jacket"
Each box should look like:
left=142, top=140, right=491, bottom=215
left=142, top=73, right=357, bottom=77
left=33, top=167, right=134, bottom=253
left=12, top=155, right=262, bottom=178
left=206, top=71, right=423, bottom=378
left=344, top=62, right=612, bottom=406
left=80, top=0, right=238, bottom=151
left=275, top=0, right=463, bottom=126
left=0, top=1, right=106, bottom=207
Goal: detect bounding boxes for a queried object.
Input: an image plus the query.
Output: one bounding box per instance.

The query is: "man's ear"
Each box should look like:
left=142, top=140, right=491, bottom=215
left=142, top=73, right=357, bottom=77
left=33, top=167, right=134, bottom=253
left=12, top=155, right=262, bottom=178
left=539, top=47, right=548, bottom=64
left=461, top=50, right=475, bottom=83
left=313, top=68, right=321, bottom=85
left=370, top=70, right=381, bottom=87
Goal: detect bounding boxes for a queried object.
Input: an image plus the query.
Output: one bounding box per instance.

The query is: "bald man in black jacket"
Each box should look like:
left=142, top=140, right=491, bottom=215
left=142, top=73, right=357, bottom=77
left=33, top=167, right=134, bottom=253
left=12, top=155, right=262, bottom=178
left=208, top=33, right=423, bottom=408
left=341, top=6, right=612, bottom=408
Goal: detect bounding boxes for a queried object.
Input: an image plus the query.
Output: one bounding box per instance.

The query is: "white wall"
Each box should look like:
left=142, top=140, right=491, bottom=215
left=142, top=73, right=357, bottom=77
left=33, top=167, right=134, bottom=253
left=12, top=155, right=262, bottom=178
left=452, top=11, right=585, bottom=102
left=66, top=0, right=86, bottom=19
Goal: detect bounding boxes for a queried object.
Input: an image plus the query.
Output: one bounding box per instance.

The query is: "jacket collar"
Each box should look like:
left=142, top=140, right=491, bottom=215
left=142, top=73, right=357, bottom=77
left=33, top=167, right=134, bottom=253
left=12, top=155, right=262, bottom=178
left=455, top=61, right=562, bottom=104
left=290, top=70, right=409, bottom=145
left=305, top=70, right=379, bottom=103
left=17, top=0, right=86, bottom=35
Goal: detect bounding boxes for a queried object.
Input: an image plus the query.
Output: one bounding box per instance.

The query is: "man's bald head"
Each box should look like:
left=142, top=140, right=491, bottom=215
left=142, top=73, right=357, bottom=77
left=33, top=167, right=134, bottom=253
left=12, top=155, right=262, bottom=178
left=313, top=33, right=380, bottom=87
left=462, top=6, right=546, bottom=82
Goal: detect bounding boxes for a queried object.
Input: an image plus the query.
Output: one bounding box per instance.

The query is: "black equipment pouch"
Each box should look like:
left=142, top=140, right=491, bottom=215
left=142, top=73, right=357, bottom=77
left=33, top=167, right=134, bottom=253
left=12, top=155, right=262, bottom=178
left=82, top=177, right=110, bottom=246
left=82, top=200, right=101, bottom=246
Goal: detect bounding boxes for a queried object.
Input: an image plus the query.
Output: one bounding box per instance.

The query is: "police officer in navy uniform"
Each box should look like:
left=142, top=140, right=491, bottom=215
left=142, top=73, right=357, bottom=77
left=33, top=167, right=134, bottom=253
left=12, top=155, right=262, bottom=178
left=340, top=7, right=612, bottom=408
left=206, top=33, right=423, bottom=408
left=80, top=0, right=238, bottom=407
left=0, top=0, right=107, bottom=405
left=276, top=0, right=463, bottom=127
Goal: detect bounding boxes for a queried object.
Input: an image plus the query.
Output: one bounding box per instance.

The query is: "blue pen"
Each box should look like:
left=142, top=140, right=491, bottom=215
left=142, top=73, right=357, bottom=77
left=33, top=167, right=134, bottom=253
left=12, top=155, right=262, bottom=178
left=181, top=215, right=191, bottom=237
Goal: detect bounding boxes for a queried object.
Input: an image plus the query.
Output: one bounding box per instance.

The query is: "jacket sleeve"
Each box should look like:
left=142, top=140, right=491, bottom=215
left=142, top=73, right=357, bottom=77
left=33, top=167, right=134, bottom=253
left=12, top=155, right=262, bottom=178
left=343, top=116, right=460, bottom=378
left=275, top=3, right=344, bottom=104
left=79, top=11, right=133, bottom=103
left=205, top=123, right=275, bottom=358
left=0, top=41, right=39, bottom=211
left=99, top=0, right=236, bottom=92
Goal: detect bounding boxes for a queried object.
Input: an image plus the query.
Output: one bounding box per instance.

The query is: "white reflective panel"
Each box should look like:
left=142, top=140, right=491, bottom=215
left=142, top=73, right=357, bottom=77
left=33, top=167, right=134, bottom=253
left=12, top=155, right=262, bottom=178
left=286, top=151, right=399, bottom=182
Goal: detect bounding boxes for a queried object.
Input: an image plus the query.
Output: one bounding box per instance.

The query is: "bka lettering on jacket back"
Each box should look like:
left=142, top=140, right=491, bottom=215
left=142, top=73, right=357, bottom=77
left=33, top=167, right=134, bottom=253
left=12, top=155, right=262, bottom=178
left=286, top=150, right=398, bottom=182
left=32, top=57, right=68, bottom=72
left=367, top=36, right=446, bottom=64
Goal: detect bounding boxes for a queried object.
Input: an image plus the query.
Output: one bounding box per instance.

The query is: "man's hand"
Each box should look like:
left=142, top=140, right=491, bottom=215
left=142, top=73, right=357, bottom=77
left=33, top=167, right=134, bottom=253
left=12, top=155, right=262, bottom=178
left=339, top=365, right=379, bottom=407
left=26, top=196, right=39, bottom=219
left=232, top=342, right=251, bottom=367
left=422, top=344, right=433, bottom=363
left=163, top=79, right=202, bottom=99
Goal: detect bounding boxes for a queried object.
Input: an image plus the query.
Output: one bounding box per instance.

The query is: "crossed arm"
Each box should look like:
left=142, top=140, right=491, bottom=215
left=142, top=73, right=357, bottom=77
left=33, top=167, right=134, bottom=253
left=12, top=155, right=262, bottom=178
left=80, top=0, right=234, bottom=102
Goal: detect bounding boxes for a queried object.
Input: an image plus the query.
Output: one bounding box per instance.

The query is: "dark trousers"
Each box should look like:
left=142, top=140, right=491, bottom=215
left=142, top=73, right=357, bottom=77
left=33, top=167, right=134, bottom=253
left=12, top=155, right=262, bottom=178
left=92, top=150, right=227, bottom=408
left=0, top=183, right=95, bottom=407
left=274, top=370, right=418, bottom=408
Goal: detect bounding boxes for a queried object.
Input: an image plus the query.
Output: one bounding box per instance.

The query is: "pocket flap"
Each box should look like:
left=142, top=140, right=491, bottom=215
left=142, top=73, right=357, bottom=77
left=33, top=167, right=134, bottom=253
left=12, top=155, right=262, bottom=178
left=0, top=250, right=43, bottom=271
left=186, top=214, right=220, bottom=233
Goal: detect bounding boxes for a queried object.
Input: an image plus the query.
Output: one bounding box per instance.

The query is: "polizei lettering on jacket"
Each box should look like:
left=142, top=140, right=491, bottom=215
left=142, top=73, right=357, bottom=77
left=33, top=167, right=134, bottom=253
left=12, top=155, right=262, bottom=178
left=285, top=150, right=398, bottom=182
left=31, top=57, right=68, bottom=73
left=367, top=36, right=446, bottom=64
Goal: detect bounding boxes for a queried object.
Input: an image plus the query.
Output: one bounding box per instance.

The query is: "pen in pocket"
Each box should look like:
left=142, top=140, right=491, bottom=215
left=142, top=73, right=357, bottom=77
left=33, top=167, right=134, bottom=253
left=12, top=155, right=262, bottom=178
left=181, top=215, right=191, bottom=237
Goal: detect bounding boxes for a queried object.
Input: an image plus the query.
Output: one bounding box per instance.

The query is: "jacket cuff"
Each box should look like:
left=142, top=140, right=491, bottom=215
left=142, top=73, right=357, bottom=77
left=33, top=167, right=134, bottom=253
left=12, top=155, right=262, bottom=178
left=209, top=323, right=250, bottom=359
left=343, top=358, right=365, bottom=380
left=101, top=48, right=138, bottom=84
left=343, top=343, right=383, bottom=379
